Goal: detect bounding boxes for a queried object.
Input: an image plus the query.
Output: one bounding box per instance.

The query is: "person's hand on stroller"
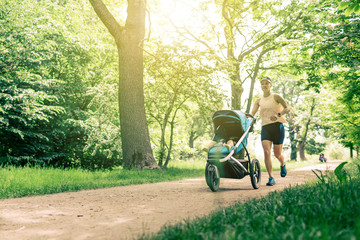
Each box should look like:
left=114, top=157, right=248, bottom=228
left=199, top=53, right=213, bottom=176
left=245, top=112, right=255, bottom=119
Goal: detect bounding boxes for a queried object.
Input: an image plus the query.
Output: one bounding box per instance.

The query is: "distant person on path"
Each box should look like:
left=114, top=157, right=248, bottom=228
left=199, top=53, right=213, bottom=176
left=250, top=76, right=290, bottom=186
left=319, top=153, right=327, bottom=162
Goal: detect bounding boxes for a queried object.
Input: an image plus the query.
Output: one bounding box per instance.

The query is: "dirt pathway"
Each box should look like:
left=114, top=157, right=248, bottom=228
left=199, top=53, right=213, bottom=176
left=0, top=162, right=339, bottom=240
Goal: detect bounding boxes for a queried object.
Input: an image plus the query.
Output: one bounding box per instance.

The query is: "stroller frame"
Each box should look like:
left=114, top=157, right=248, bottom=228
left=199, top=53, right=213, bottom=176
left=205, top=111, right=261, bottom=192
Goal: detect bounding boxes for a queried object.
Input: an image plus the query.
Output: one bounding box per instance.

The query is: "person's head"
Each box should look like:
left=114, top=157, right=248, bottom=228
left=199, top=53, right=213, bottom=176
left=260, top=76, right=272, bottom=93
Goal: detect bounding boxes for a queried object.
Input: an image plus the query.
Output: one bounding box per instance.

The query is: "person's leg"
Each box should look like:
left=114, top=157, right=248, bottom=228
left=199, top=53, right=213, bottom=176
left=262, top=140, right=273, bottom=178
left=274, top=144, right=287, bottom=177
left=272, top=122, right=286, bottom=177
left=273, top=144, right=285, bottom=167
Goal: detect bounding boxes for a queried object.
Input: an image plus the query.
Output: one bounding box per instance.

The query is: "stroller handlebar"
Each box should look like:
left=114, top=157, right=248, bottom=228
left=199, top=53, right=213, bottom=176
left=245, top=113, right=256, bottom=125
left=245, top=113, right=254, bottom=119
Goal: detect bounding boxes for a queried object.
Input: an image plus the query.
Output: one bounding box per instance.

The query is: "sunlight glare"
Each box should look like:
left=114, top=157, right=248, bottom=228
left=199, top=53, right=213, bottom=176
left=149, top=0, right=221, bottom=45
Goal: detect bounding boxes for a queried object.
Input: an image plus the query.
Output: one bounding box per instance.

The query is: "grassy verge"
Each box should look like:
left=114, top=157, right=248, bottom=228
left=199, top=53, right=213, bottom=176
left=139, top=159, right=360, bottom=240
left=0, top=159, right=205, bottom=199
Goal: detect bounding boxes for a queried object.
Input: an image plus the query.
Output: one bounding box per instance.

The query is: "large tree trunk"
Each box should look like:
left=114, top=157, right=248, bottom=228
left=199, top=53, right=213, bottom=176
left=118, top=0, right=158, bottom=169
left=90, top=0, right=158, bottom=169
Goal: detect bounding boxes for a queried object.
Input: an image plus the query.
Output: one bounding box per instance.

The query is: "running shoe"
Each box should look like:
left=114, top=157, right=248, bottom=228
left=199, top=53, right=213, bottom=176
left=281, top=164, right=287, bottom=177
left=266, top=177, right=275, bottom=186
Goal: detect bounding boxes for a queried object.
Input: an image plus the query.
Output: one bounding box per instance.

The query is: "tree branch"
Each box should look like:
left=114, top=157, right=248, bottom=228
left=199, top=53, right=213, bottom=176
left=89, top=0, right=123, bottom=44
left=238, top=12, right=303, bottom=61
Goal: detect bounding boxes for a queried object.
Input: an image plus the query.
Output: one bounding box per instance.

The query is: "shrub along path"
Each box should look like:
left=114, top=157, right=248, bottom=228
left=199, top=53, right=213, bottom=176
left=0, top=162, right=340, bottom=240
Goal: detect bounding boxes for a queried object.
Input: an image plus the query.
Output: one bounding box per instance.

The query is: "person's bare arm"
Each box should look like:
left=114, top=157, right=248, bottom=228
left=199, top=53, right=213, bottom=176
left=250, top=98, right=260, bottom=116
left=274, top=94, right=290, bottom=116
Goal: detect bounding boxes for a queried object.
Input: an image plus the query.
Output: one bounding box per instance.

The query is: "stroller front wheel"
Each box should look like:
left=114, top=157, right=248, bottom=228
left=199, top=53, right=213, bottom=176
left=250, top=159, right=261, bottom=189
left=205, top=162, right=211, bottom=187
left=206, top=164, right=220, bottom=192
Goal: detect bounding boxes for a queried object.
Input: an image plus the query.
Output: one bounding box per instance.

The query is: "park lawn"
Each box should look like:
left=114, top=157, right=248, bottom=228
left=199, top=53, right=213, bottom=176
left=140, top=159, right=360, bottom=240
left=0, top=159, right=204, bottom=199
left=0, top=157, right=332, bottom=199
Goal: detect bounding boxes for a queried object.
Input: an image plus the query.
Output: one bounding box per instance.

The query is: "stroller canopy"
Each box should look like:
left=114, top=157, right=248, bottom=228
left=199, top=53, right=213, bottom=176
left=212, top=110, right=250, bottom=135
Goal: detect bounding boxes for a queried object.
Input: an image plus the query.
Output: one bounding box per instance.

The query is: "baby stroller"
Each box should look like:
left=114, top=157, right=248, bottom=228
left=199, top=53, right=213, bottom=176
left=205, top=110, right=261, bottom=192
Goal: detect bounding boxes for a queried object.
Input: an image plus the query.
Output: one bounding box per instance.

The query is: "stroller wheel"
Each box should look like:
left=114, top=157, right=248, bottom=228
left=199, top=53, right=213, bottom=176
left=205, top=162, right=211, bottom=187
left=207, top=164, right=220, bottom=192
left=250, top=159, right=261, bottom=189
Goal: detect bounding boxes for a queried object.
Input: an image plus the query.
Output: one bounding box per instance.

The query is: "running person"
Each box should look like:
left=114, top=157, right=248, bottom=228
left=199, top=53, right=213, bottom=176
left=250, top=77, right=290, bottom=186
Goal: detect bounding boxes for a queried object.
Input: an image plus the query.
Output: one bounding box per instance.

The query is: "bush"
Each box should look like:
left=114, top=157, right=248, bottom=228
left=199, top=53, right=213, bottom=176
left=326, top=142, right=349, bottom=160
left=305, top=138, right=326, bottom=155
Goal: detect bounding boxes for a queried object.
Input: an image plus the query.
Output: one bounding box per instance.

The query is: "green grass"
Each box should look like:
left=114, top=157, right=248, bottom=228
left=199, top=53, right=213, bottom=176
left=139, top=159, right=360, bottom=240
left=0, top=159, right=205, bottom=199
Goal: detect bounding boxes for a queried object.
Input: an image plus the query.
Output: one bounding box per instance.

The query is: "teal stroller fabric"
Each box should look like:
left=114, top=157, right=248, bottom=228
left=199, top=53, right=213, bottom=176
left=209, top=110, right=251, bottom=156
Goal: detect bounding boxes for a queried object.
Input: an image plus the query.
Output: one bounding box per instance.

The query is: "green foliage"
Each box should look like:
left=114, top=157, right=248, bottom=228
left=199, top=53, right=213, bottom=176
left=0, top=0, right=120, bottom=169
left=144, top=40, right=225, bottom=166
left=0, top=0, right=65, bottom=164
left=334, top=161, right=348, bottom=182
left=305, top=138, right=326, bottom=155
left=312, top=161, right=349, bottom=183
left=338, top=0, right=360, bottom=15
left=311, top=169, right=327, bottom=184
left=291, top=0, right=360, bottom=151
left=329, top=148, right=344, bottom=160
left=272, top=75, right=330, bottom=160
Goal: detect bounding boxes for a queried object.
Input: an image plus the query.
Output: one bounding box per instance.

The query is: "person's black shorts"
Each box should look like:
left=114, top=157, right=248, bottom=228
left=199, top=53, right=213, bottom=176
left=261, top=122, right=285, bottom=144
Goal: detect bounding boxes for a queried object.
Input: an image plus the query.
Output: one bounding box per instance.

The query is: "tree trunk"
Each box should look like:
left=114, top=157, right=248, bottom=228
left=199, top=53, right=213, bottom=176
left=157, top=126, right=166, bottom=167
left=287, top=111, right=298, bottom=161
left=350, top=142, right=353, bottom=158
left=189, top=130, right=195, bottom=148
left=246, top=75, right=256, bottom=113
left=164, top=104, right=183, bottom=168
left=299, top=98, right=316, bottom=161
left=189, top=122, right=195, bottom=148
left=246, top=49, right=273, bottom=113
left=119, top=0, right=158, bottom=169
left=231, top=78, right=243, bottom=110
left=89, top=0, right=158, bottom=169
left=298, top=141, right=305, bottom=160
left=164, top=120, right=175, bottom=168
left=289, top=127, right=298, bottom=161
